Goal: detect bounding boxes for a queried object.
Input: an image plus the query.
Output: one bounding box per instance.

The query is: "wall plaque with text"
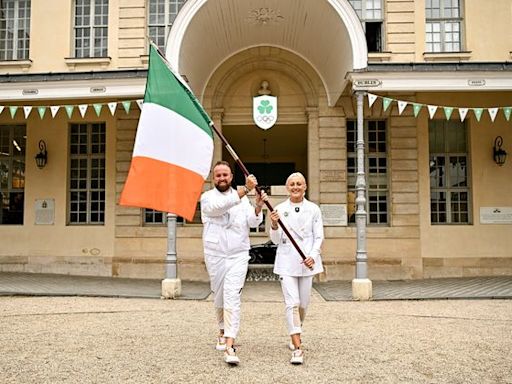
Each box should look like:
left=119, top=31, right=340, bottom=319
left=35, top=199, right=55, bottom=225
left=480, top=207, right=512, bottom=224
left=320, top=204, right=347, bottom=226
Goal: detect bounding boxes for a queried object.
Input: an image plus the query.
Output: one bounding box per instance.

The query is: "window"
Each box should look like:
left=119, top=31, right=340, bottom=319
left=69, top=123, right=106, bottom=224
left=347, top=120, right=388, bottom=224
left=349, top=0, right=383, bottom=52
left=429, top=120, right=470, bottom=224
left=425, top=0, right=462, bottom=52
left=0, top=125, right=25, bottom=225
left=147, top=0, right=187, bottom=51
left=250, top=209, right=267, bottom=233
left=0, top=0, right=31, bottom=60
left=74, top=0, right=108, bottom=58
left=143, top=208, right=184, bottom=225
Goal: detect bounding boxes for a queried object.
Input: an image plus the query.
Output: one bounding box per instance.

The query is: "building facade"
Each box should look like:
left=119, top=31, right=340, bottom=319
left=0, top=0, right=511, bottom=281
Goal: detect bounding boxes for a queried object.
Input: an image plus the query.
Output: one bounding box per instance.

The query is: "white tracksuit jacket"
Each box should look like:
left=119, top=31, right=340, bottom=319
left=270, top=198, right=324, bottom=277
left=201, top=187, right=262, bottom=257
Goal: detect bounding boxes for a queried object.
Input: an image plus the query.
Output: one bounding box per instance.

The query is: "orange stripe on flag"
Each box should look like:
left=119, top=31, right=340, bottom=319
left=119, top=156, right=204, bottom=221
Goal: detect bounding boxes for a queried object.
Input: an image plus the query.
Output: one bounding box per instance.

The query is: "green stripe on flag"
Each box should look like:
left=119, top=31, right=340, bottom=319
left=145, top=45, right=213, bottom=139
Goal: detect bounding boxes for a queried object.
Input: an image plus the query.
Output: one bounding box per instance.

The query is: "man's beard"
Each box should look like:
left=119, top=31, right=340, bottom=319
left=215, top=182, right=231, bottom=192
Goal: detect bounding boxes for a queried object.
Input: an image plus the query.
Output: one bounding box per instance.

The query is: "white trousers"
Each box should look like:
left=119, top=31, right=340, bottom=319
left=205, top=253, right=249, bottom=339
left=279, top=275, right=314, bottom=335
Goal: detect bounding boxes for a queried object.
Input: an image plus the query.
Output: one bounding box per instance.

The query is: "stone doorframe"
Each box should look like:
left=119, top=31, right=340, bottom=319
left=202, top=46, right=326, bottom=202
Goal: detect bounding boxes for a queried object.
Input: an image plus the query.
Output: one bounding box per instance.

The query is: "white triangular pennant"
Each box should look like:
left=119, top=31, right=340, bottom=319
left=23, top=106, right=33, bottom=119
left=50, top=106, right=60, bottom=118
left=367, top=93, right=378, bottom=108
left=108, top=102, right=117, bottom=116
left=458, top=108, right=468, bottom=122
left=0, top=106, right=4, bottom=115
left=398, top=101, right=408, bottom=115
left=136, top=99, right=144, bottom=110
left=488, top=108, right=498, bottom=122
left=78, top=104, right=88, bottom=118
left=427, top=105, right=438, bottom=119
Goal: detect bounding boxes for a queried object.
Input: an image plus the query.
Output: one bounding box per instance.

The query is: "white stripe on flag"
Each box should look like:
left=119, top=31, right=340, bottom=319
left=132, top=102, right=213, bottom=179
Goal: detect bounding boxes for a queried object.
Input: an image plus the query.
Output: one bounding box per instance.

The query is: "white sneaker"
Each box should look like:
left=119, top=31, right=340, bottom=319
left=224, top=347, right=240, bottom=365
left=216, top=336, right=226, bottom=351
left=290, top=349, right=304, bottom=365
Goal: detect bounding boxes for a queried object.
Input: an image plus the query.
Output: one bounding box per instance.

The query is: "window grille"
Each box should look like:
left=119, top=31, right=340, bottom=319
left=347, top=120, right=388, bottom=225
left=69, top=123, right=106, bottom=224
left=429, top=120, right=470, bottom=224
left=0, top=0, right=31, bottom=60
left=74, top=0, right=108, bottom=58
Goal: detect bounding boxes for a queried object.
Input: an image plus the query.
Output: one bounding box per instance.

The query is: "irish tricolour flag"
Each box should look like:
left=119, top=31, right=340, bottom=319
left=120, top=44, right=214, bottom=221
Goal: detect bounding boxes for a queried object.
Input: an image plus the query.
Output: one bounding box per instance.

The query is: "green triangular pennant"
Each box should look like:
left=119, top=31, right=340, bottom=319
left=443, top=107, right=454, bottom=120
left=503, top=107, right=512, bottom=121
left=65, top=105, right=74, bottom=119
left=9, top=106, right=18, bottom=118
left=38, top=106, right=46, bottom=119
left=122, top=101, right=131, bottom=114
left=93, top=104, right=103, bottom=117
left=473, top=108, right=483, bottom=122
left=382, top=97, right=392, bottom=112
left=413, top=103, right=422, bottom=117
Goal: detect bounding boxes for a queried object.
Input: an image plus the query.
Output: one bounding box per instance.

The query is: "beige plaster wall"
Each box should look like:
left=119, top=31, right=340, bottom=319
left=416, top=92, right=512, bottom=277
left=0, top=100, right=118, bottom=275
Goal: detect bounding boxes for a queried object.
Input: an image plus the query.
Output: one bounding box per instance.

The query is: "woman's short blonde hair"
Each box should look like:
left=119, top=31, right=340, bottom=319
left=286, top=172, right=306, bottom=186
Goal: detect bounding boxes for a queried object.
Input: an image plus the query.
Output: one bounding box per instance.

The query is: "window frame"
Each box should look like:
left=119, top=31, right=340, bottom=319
left=428, top=120, right=472, bottom=225
left=348, top=0, right=385, bottom=53
left=0, top=0, right=31, bottom=60
left=425, top=0, right=464, bottom=53
left=68, top=122, right=106, bottom=225
left=147, top=0, right=187, bottom=52
left=0, top=124, right=26, bottom=225
left=73, top=0, right=109, bottom=58
left=347, top=119, right=389, bottom=226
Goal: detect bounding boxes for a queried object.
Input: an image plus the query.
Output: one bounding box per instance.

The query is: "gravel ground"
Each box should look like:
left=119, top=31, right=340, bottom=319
left=1, top=296, right=511, bottom=383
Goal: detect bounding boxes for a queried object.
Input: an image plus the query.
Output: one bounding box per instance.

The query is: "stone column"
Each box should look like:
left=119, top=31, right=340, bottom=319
left=307, top=107, right=320, bottom=202
left=352, top=91, right=372, bottom=300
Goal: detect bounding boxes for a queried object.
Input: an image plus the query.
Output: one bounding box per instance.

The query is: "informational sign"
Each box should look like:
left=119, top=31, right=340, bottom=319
left=320, top=204, right=347, bottom=226
left=353, top=79, right=382, bottom=88
left=35, top=199, right=55, bottom=225
left=480, top=207, right=512, bottom=224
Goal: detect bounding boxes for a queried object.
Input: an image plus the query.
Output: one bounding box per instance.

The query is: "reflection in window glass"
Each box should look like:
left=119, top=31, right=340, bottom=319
left=429, top=120, right=470, bottom=224
left=347, top=120, right=388, bottom=225
left=0, top=125, right=25, bottom=225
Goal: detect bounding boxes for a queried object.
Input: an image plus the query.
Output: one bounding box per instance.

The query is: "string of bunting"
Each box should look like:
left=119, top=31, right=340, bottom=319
left=367, top=93, right=512, bottom=123
left=0, top=99, right=144, bottom=120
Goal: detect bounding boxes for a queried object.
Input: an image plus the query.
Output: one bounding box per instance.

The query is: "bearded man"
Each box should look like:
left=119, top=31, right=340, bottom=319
left=200, top=160, right=266, bottom=365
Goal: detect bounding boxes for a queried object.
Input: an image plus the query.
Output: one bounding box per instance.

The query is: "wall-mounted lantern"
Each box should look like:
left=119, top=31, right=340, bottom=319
left=35, top=140, right=48, bottom=169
